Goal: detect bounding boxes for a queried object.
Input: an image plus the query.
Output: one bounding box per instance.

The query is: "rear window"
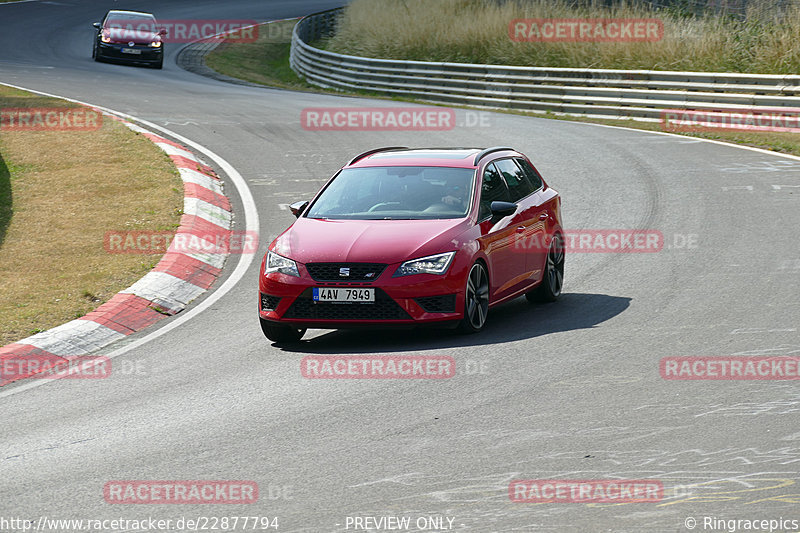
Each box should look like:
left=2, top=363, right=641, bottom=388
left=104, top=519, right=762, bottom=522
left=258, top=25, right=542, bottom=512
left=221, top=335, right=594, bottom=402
left=514, top=157, right=544, bottom=191
left=493, top=159, right=535, bottom=201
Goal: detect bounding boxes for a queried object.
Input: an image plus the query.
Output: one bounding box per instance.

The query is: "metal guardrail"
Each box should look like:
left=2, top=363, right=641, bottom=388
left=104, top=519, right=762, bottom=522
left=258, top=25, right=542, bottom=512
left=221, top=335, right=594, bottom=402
left=289, top=7, right=800, bottom=120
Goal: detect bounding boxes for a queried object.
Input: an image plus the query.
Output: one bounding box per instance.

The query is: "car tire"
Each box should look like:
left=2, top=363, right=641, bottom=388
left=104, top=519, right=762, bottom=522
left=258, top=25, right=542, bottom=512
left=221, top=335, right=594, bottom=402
left=458, top=261, right=489, bottom=334
left=153, top=58, right=163, bottom=69
left=527, top=232, right=564, bottom=303
left=260, top=318, right=305, bottom=343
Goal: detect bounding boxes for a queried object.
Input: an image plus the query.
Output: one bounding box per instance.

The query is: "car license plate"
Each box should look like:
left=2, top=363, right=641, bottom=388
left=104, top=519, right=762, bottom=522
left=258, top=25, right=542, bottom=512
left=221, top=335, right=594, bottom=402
left=313, top=287, right=374, bottom=302
left=121, top=48, right=141, bottom=54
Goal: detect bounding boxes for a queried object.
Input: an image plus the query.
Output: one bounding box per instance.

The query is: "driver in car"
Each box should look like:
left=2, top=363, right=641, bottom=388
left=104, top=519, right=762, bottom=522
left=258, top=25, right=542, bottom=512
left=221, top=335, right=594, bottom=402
left=441, top=181, right=467, bottom=208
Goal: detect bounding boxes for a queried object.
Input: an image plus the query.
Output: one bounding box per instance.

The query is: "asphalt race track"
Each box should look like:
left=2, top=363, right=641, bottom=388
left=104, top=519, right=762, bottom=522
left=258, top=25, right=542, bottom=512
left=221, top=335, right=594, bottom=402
left=1, top=1, right=799, bottom=531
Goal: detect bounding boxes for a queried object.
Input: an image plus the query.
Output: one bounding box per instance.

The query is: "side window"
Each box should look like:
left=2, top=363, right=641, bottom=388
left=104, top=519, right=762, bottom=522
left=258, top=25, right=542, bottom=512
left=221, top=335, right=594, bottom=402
left=515, top=157, right=543, bottom=191
left=479, top=163, right=511, bottom=220
left=494, top=158, right=535, bottom=201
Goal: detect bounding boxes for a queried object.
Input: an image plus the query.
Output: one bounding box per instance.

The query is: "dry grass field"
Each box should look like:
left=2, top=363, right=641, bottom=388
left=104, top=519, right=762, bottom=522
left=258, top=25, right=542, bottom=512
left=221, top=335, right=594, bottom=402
left=326, top=0, right=800, bottom=73
left=0, top=85, right=183, bottom=345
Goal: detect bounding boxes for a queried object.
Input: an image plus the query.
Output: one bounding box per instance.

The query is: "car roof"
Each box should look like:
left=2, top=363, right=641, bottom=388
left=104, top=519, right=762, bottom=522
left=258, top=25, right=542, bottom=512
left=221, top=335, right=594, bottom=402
left=347, top=148, right=519, bottom=168
left=107, top=10, right=155, bottom=17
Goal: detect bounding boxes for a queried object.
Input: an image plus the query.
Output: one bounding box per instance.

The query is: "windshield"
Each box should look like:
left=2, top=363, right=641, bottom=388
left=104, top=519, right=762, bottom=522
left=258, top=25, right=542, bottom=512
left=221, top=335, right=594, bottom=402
left=305, top=166, right=475, bottom=220
left=105, top=13, right=157, bottom=31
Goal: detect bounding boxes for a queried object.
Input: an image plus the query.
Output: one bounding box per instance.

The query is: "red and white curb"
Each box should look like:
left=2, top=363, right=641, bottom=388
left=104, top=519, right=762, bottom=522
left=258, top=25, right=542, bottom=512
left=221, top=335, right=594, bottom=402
left=0, top=112, right=234, bottom=386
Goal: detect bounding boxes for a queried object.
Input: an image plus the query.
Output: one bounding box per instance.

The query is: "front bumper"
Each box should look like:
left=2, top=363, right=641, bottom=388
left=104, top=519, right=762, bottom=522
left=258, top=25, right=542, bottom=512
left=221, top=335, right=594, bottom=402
left=97, top=42, right=163, bottom=63
left=258, top=259, right=467, bottom=329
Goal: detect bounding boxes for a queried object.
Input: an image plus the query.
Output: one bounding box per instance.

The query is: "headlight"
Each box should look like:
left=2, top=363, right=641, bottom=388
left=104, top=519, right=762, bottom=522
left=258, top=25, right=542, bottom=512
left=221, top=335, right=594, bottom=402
left=394, top=252, right=456, bottom=277
left=264, top=251, right=300, bottom=277
left=149, top=40, right=162, bottom=48
left=101, top=34, right=112, bottom=43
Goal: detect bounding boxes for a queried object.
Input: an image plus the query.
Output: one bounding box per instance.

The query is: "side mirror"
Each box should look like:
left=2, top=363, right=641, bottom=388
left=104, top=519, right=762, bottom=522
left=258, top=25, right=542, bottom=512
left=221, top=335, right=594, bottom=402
left=490, top=200, right=517, bottom=219
left=289, top=200, right=309, bottom=218
left=93, top=22, right=101, bottom=29
left=159, top=28, right=167, bottom=36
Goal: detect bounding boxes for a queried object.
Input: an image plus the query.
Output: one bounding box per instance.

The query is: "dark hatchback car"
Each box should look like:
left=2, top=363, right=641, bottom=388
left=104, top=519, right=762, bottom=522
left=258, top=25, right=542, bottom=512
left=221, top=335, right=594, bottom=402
left=92, top=10, right=165, bottom=69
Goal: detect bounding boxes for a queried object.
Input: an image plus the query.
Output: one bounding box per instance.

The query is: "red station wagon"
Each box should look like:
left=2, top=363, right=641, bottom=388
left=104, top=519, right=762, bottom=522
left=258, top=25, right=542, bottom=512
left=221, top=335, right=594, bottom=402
left=258, top=147, right=563, bottom=342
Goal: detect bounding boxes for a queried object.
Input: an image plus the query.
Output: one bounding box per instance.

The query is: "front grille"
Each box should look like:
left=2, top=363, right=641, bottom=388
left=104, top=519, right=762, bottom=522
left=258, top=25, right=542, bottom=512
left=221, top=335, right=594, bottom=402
left=415, top=294, right=457, bottom=313
left=260, top=293, right=281, bottom=311
left=305, top=263, right=387, bottom=282
left=98, top=43, right=162, bottom=61
left=100, top=49, right=161, bottom=60
left=284, top=288, right=411, bottom=321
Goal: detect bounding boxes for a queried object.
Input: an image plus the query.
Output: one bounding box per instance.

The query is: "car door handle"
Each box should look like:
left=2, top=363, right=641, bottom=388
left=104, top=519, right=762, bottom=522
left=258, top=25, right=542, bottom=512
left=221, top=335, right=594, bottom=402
left=516, top=226, right=526, bottom=233
left=539, top=213, right=549, bottom=220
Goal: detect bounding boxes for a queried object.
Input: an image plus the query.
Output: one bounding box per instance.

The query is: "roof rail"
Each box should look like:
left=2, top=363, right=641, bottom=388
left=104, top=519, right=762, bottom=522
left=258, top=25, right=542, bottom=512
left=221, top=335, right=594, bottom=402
left=473, top=146, right=515, bottom=166
left=348, top=146, right=409, bottom=166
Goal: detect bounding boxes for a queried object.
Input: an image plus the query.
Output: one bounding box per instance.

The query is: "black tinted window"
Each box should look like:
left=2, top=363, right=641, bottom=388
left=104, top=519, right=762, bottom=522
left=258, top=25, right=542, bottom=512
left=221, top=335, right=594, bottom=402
left=494, top=158, right=535, bottom=201
left=479, top=163, right=511, bottom=220
left=515, top=158, right=543, bottom=190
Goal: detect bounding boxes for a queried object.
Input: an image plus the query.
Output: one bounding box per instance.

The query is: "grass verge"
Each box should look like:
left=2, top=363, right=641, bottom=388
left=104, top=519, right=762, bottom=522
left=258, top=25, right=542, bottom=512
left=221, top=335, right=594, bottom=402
left=531, top=113, right=800, bottom=157
left=0, top=85, right=183, bottom=345
left=204, top=19, right=313, bottom=90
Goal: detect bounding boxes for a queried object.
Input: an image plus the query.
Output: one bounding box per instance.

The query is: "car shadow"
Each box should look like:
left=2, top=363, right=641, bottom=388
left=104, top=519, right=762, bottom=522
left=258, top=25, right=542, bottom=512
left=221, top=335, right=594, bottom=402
left=273, top=292, right=630, bottom=354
